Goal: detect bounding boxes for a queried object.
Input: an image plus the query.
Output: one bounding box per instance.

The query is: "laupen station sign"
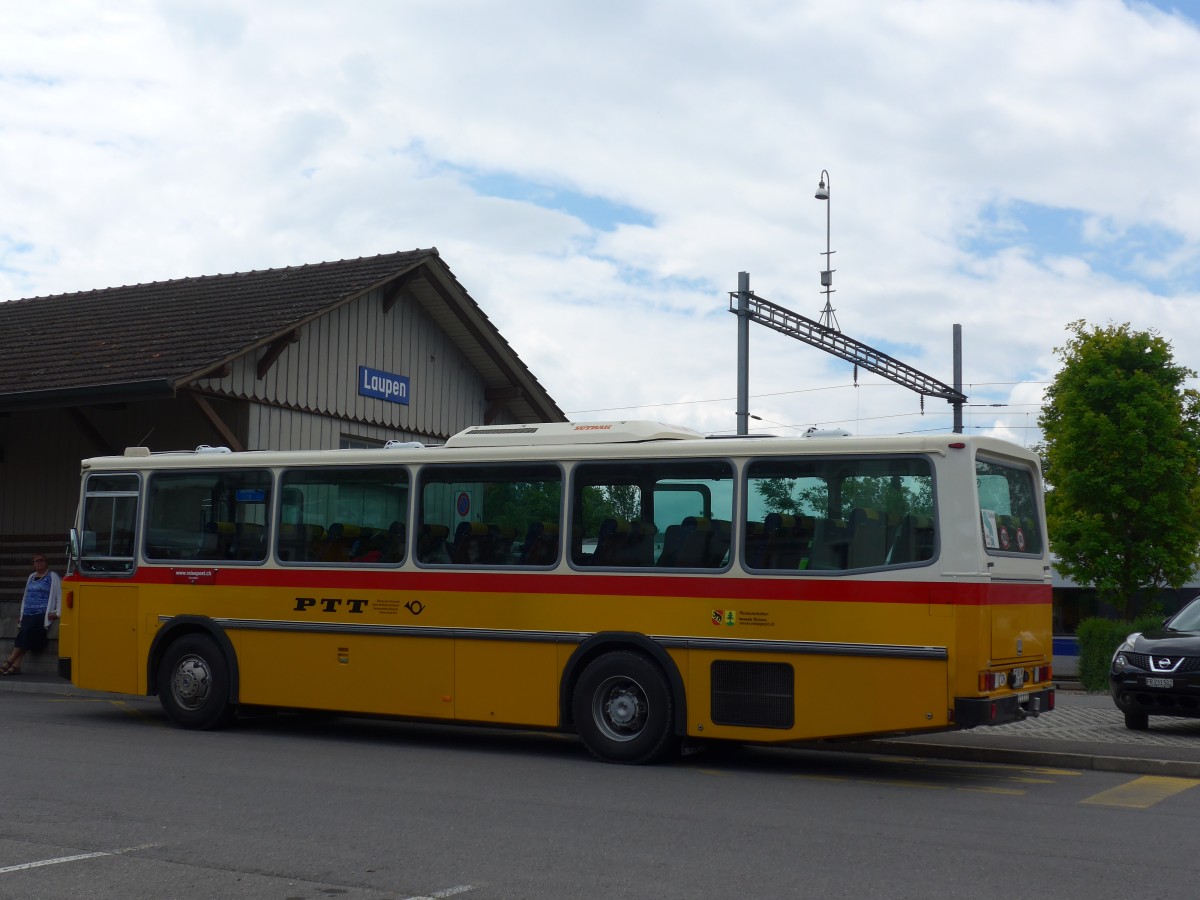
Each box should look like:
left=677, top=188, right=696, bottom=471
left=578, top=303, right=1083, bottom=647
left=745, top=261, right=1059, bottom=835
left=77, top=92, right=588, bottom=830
left=358, top=366, right=410, bottom=405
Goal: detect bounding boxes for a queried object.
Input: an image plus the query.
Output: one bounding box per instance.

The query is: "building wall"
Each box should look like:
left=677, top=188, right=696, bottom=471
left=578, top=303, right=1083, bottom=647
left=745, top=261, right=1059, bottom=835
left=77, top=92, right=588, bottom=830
left=194, top=283, right=490, bottom=441
left=0, top=398, right=237, bottom=535
left=0, top=407, right=97, bottom=534
left=1, top=284, right=510, bottom=540
left=246, top=405, right=430, bottom=450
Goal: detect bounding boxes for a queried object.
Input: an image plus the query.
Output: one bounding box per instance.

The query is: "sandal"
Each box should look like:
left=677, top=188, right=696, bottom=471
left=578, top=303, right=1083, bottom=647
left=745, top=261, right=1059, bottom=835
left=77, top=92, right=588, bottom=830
left=0, top=665, right=20, bottom=676
left=0, top=662, right=10, bottom=675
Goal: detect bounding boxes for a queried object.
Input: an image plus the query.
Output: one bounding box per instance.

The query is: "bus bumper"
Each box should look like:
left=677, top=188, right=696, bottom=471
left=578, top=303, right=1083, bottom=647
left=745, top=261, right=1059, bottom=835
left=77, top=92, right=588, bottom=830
left=954, top=687, right=1055, bottom=728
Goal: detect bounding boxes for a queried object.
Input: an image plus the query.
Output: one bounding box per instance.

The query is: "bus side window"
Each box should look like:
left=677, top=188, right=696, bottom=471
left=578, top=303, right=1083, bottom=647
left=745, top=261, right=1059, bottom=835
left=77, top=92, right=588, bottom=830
left=80, top=474, right=139, bottom=574
left=519, top=521, right=559, bottom=566
left=574, top=458, right=732, bottom=570
left=145, top=470, right=271, bottom=564
left=746, top=455, right=934, bottom=573
left=417, top=524, right=451, bottom=563
left=847, top=507, right=888, bottom=569
left=417, top=462, right=562, bottom=568
left=276, top=466, right=409, bottom=567
left=887, top=514, right=935, bottom=564
left=809, top=518, right=849, bottom=570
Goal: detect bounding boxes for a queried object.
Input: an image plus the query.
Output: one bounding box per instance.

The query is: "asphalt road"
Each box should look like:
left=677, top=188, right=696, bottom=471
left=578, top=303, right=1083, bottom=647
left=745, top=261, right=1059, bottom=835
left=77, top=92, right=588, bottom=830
left=4, top=690, right=1200, bottom=899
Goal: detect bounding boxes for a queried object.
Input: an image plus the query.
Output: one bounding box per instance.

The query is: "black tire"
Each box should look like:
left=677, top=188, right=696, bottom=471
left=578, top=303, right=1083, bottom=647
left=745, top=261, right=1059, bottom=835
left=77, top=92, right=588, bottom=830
left=1124, top=711, right=1149, bottom=731
left=572, top=651, right=675, bottom=764
left=157, top=633, right=234, bottom=730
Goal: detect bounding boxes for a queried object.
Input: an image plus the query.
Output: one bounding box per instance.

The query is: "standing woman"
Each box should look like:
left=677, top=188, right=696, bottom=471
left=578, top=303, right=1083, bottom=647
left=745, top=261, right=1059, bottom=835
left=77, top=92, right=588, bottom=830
left=1, top=553, right=61, bottom=676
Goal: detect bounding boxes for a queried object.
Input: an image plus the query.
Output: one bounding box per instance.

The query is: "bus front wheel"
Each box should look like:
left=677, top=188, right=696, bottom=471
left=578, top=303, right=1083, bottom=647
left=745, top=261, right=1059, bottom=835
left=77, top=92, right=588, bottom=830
left=572, top=651, right=674, bottom=764
left=157, top=634, right=234, bottom=730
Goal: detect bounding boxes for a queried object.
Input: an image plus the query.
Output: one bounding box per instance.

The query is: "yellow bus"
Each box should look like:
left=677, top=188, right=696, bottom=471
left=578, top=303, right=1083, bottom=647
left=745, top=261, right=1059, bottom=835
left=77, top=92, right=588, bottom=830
left=59, top=421, right=1053, bottom=764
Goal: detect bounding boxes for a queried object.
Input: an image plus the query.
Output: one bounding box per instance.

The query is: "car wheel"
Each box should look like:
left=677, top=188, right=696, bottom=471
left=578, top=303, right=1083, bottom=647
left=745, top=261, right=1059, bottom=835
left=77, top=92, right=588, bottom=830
left=1123, top=711, right=1149, bottom=731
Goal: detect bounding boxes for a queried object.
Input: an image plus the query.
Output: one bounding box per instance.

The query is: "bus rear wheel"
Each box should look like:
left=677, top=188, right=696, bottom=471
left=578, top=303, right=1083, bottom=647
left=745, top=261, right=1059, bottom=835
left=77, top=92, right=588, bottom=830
left=572, top=651, right=674, bottom=764
left=157, top=634, right=234, bottom=730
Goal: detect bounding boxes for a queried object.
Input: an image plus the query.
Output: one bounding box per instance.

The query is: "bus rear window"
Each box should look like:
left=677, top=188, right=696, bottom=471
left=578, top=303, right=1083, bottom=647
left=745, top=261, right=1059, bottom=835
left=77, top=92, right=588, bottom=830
left=976, top=458, right=1043, bottom=555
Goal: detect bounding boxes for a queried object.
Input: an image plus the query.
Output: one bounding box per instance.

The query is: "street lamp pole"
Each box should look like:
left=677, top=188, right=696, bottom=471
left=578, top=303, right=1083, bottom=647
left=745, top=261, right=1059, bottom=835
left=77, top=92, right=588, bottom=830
left=815, top=169, right=839, bottom=332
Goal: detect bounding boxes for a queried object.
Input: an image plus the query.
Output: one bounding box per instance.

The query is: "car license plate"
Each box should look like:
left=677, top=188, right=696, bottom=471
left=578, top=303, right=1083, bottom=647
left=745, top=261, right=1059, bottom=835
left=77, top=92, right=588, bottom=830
left=1143, top=677, right=1174, bottom=689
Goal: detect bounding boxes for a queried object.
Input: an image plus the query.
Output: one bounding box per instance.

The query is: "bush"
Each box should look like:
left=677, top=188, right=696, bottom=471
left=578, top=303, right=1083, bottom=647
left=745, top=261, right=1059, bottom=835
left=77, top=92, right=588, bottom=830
left=1075, top=614, right=1165, bottom=692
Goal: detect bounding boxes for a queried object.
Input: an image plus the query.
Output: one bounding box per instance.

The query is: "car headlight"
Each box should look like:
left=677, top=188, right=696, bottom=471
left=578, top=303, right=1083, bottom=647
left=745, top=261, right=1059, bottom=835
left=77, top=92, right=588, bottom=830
left=1112, top=633, right=1141, bottom=674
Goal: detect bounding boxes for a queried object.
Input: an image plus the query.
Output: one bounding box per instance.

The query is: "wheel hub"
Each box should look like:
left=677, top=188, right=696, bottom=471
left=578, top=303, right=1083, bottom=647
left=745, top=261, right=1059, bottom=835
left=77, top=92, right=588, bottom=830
left=606, top=690, right=640, bottom=727
left=173, top=656, right=211, bottom=708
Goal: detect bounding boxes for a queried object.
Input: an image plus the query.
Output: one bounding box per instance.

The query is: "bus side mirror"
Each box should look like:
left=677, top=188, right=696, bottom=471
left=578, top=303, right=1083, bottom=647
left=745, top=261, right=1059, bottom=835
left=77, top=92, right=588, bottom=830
left=67, top=527, right=80, bottom=575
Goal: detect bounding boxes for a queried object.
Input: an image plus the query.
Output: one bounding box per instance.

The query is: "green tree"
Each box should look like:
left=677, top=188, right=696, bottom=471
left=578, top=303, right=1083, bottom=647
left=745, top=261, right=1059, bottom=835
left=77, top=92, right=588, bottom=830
left=1040, top=320, right=1200, bottom=617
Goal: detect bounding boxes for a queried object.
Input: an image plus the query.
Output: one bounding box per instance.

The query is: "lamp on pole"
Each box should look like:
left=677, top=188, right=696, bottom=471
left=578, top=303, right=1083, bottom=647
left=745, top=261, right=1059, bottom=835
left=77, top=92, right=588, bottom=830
left=815, top=169, right=839, bottom=331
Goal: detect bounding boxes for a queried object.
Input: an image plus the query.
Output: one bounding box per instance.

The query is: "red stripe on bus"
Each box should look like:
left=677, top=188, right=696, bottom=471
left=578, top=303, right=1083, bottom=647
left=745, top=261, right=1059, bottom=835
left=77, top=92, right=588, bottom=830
left=69, top=568, right=1049, bottom=606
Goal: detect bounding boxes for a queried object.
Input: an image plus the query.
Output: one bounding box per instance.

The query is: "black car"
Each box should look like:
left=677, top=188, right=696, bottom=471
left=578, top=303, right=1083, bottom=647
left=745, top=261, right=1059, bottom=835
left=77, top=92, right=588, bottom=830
left=1110, top=598, right=1200, bottom=730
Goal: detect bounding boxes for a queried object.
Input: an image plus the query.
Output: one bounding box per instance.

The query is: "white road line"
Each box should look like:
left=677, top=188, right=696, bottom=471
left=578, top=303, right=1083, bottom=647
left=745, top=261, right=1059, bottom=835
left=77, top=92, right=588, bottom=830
left=0, top=844, right=157, bottom=875
left=404, top=885, right=479, bottom=899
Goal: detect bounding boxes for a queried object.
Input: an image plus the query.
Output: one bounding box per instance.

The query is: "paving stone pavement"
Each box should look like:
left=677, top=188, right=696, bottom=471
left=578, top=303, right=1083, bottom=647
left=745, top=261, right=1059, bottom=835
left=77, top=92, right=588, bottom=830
left=985, top=693, right=1200, bottom=748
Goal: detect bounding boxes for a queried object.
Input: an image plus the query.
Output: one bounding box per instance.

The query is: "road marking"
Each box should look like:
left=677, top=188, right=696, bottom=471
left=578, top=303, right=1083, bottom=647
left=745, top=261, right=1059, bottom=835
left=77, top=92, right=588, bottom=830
left=47, top=697, right=115, bottom=703
left=403, top=885, right=479, bottom=899
left=0, top=844, right=157, bottom=875
left=957, top=786, right=1026, bottom=796
left=794, top=773, right=951, bottom=791
left=0, top=852, right=108, bottom=873
left=1081, top=776, right=1200, bottom=809
left=873, top=756, right=1082, bottom=777
left=111, top=698, right=165, bottom=724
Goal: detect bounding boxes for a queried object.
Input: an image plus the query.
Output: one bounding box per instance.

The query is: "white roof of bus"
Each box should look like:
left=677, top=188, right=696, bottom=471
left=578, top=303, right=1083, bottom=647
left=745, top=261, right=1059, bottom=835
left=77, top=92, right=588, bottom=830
left=79, top=422, right=1041, bottom=472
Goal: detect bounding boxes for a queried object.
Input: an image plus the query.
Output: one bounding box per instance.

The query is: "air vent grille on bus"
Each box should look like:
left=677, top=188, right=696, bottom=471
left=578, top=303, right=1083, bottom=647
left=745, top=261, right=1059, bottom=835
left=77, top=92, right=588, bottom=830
left=710, top=660, right=795, bottom=729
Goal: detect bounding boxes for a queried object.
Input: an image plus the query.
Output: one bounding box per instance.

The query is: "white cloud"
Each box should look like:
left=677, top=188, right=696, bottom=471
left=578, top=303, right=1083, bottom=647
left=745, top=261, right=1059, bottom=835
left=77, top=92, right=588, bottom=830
left=3, top=0, right=1200, bottom=447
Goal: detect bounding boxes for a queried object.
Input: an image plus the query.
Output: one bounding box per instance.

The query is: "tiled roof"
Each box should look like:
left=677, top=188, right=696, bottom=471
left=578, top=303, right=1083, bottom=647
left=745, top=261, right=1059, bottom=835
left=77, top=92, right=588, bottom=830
left=0, top=249, right=563, bottom=421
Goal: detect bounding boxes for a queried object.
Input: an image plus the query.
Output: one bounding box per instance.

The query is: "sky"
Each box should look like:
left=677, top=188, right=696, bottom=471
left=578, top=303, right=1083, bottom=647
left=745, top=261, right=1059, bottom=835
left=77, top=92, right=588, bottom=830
left=4, top=0, right=1200, bottom=446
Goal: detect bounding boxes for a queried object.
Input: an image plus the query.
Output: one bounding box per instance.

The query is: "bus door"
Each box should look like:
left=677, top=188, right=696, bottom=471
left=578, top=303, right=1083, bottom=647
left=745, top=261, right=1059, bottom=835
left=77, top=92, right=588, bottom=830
left=976, top=459, right=1049, bottom=662
left=71, top=473, right=141, bottom=694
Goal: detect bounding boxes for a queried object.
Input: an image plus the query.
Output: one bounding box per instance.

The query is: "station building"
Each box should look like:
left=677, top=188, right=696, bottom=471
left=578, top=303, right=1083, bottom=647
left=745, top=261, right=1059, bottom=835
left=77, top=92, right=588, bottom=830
left=0, top=248, right=565, bottom=670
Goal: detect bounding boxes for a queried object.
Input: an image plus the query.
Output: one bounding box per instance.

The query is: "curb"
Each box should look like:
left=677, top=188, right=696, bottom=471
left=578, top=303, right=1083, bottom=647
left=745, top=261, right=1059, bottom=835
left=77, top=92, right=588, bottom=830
left=0, top=677, right=132, bottom=699
left=825, top=738, right=1200, bottom=779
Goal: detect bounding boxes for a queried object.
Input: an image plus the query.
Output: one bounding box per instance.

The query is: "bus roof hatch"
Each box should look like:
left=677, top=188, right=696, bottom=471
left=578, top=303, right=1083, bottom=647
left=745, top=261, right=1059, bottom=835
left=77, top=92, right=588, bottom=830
left=444, top=421, right=704, bottom=448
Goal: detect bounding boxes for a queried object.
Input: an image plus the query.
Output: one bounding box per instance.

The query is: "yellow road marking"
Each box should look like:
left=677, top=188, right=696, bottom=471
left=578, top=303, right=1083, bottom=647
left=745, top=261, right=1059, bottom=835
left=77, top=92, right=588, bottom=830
left=958, top=786, right=1026, bottom=796
left=1081, top=776, right=1200, bottom=809
left=872, top=756, right=1081, bottom=777
left=110, top=699, right=163, bottom=724
left=866, top=758, right=1055, bottom=784
left=47, top=697, right=114, bottom=703
left=875, top=779, right=949, bottom=791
